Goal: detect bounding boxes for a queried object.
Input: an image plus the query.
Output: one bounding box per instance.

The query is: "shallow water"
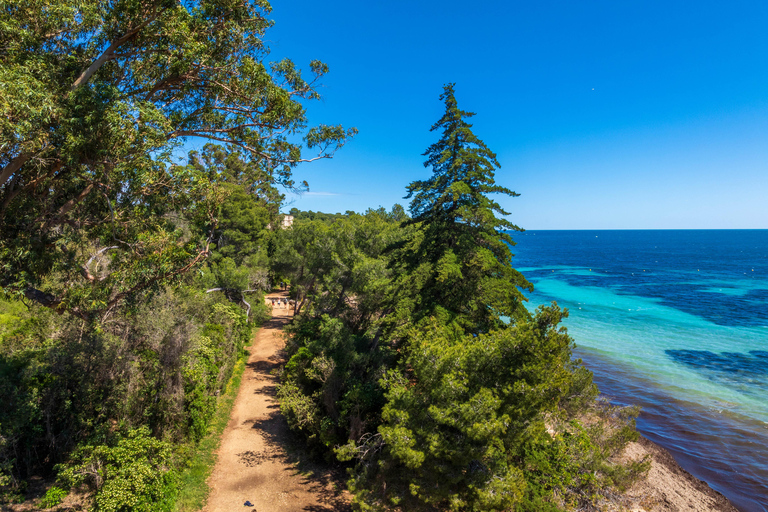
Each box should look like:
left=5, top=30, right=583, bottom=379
left=512, top=230, right=768, bottom=511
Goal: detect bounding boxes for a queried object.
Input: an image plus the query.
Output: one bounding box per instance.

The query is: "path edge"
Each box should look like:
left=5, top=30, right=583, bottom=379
left=173, top=324, right=259, bottom=512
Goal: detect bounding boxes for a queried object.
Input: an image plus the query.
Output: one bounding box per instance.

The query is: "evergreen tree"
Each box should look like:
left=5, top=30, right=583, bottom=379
left=332, top=86, right=644, bottom=511
left=397, top=84, right=531, bottom=334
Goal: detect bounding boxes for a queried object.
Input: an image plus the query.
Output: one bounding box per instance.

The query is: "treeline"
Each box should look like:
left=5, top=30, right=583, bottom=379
left=287, top=208, right=354, bottom=223
left=271, top=86, right=649, bottom=511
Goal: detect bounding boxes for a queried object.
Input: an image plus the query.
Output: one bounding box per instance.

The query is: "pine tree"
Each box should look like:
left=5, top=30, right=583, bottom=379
left=399, top=84, right=531, bottom=332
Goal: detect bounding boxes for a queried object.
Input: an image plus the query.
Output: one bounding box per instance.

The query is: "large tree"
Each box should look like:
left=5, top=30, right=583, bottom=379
left=274, top=87, right=645, bottom=511
left=335, top=87, right=643, bottom=512
left=0, top=0, right=354, bottom=318
left=396, top=83, right=531, bottom=334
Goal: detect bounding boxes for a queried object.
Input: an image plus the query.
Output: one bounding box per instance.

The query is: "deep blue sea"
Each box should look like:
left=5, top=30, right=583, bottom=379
left=512, top=230, right=768, bottom=512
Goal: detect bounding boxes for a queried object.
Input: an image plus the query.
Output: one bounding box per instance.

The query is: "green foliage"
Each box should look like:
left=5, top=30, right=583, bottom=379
left=174, top=334, right=252, bottom=512
left=190, top=144, right=277, bottom=323
left=390, top=83, right=532, bottom=337
left=0, top=0, right=354, bottom=319
left=273, top=207, right=411, bottom=458
left=274, top=86, right=646, bottom=511
left=279, top=315, right=388, bottom=454
left=39, top=486, right=67, bottom=509
left=0, top=286, right=253, bottom=505
left=272, top=206, right=407, bottom=323
left=192, top=145, right=279, bottom=264
left=0, top=299, right=25, bottom=339
left=2, top=1, right=351, bottom=506
left=58, top=427, right=178, bottom=512
left=518, top=402, right=649, bottom=510
left=288, top=208, right=352, bottom=222
left=343, top=306, right=574, bottom=511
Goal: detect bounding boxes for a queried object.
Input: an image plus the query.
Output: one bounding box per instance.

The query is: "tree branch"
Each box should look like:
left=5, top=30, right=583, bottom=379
left=41, top=182, right=95, bottom=229
left=105, top=244, right=211, bottom=310
left=1, top=160, right=62, bottom=217
left=242, top=293, right=251, bottom=322
left=71, top=10, right=164, bottom=90
left=23, top=287, right=88, bottom=320
left=82, top=246, right=119, bottom=281
left=0, top=153, right=32, bottom=189
left=170, top=130, right=336, bottom=165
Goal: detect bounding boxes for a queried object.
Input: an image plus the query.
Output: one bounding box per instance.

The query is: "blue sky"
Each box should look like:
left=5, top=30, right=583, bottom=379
left=263, top=0, right=768, bottom=229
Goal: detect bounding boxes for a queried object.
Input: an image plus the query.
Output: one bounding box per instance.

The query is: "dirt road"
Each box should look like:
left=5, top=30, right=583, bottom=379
left=203, top=291, right=351, bottom=512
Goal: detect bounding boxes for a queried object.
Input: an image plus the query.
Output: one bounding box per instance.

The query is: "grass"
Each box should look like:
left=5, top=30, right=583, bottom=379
left=173, top=332, right=255, bottom=512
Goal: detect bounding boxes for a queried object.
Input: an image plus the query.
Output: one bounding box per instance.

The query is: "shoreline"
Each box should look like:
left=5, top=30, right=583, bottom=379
left=577, top=345, right=768, bottom=512
left=620, top=435, right=740, bottom=512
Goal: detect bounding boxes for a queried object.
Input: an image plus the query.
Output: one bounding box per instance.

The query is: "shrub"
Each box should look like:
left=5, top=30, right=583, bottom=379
left=58, top=427, right=178, bottom=512
left=39, top=486, right=67, bottom=508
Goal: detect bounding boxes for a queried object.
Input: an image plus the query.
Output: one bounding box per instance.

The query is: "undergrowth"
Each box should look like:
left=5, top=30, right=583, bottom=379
left=173, top=325, right=255, bottom=511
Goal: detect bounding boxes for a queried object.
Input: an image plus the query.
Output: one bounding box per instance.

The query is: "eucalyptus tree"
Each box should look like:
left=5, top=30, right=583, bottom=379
left=0, top=0, right=355, bottom=318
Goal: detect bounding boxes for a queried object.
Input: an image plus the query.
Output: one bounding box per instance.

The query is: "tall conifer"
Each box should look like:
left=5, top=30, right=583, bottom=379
left=401, top=84, right=531, bottom=331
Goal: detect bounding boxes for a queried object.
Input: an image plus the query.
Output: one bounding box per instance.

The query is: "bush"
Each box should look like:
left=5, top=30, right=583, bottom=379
left=39, top=486, right=67, bottom=508
left=58, top=427, right=178, bottom=512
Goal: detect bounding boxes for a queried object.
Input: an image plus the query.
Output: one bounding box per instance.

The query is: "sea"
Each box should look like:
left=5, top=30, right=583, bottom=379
left=511, top=230, right=768, bottom=512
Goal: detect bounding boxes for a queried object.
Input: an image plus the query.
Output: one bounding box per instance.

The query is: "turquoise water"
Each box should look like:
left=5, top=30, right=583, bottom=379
left=513, top=230, right=768, bottom=511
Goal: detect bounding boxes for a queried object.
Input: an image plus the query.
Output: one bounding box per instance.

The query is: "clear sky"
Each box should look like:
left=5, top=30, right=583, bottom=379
left=263, top=0, right=768, bottom=229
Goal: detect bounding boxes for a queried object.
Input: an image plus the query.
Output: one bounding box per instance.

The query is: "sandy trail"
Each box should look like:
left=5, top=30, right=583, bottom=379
left=203, top=291, right=351, bottom=512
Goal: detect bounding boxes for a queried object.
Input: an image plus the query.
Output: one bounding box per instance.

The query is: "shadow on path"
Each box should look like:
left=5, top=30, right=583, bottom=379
left=238, top=293, right=352, bottom=512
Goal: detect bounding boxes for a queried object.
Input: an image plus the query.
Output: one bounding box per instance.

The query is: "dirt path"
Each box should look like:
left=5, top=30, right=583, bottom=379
left=204, top=291, right=351, bottom=512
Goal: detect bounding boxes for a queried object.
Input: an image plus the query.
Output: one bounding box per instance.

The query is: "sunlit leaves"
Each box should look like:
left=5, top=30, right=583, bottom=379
left=0, top=0, right=353, bottom=316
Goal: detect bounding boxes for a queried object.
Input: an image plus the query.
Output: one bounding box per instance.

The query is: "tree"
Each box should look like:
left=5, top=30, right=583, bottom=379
left=191, top=144, right=285, bottom=265
left=275, top=209, right=407, bottom=453
left=190, top=144, right=278, bottom=321
left=344, top=306, right=578, bottom=511
left=271, top=208, right=405, bottom=319
left=395, top=83, right=531, bottom=334
left=0, top=0, right=355, bottom=318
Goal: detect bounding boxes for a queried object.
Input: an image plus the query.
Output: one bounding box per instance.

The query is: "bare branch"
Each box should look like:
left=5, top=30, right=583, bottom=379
left=241, top=294, right=251, bottom=322
left=82, top=246, right=119, bottom=281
